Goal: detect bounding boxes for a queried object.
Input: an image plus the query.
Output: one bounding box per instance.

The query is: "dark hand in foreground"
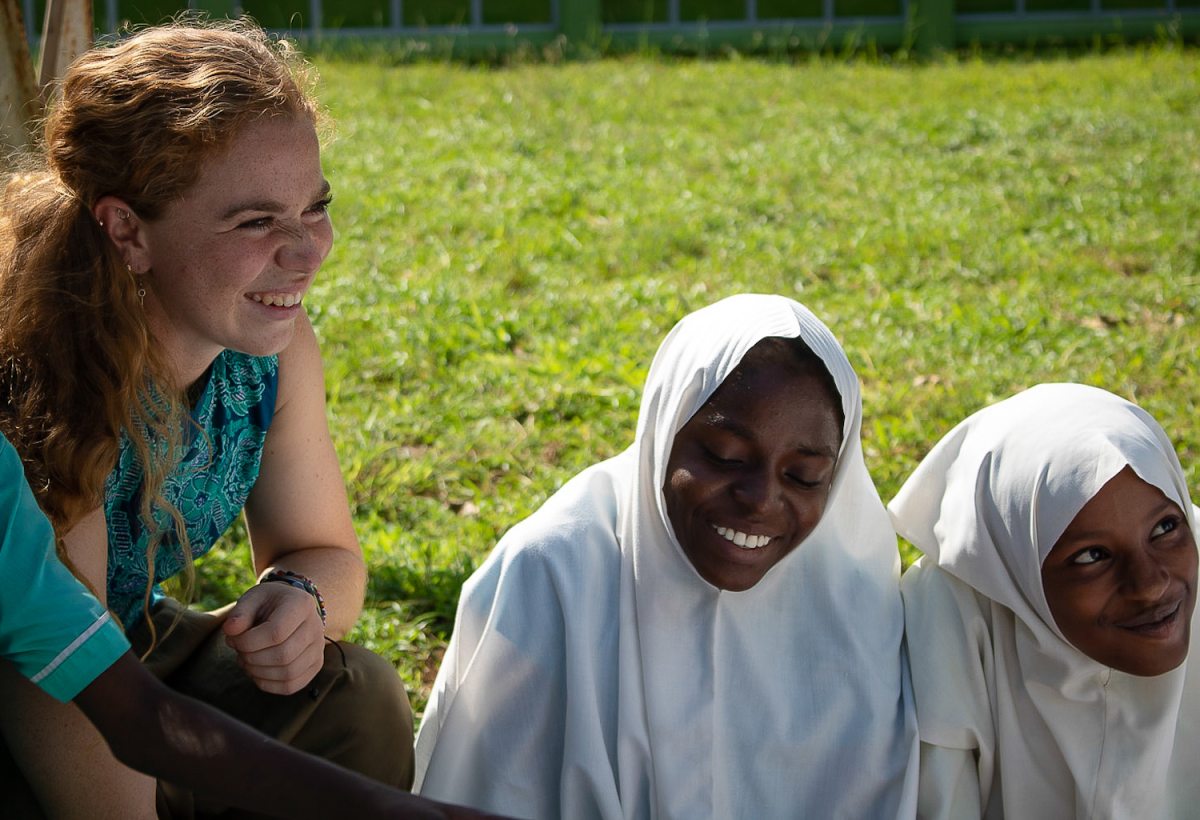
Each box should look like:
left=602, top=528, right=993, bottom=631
left=76, top=653, right=521, bottom=819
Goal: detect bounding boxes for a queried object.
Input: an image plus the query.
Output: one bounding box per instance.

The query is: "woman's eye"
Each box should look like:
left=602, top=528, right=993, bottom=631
left=1070, top=546, right=1109, bottom=566
left=238, top=217, right=272, bottom=231
left=305, top=196, right=333, bottom=219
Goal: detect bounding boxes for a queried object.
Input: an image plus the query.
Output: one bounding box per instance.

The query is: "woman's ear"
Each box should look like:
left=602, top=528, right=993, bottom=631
left=93, top=196, right=152, bottom=274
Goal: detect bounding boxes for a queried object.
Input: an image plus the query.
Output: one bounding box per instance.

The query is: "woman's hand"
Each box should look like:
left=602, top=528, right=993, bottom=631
left=222, top=581, right=327, bottom=694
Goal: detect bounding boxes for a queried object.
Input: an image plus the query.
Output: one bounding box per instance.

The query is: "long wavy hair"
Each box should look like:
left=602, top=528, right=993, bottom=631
left=0, top=18, right=320, bottom=634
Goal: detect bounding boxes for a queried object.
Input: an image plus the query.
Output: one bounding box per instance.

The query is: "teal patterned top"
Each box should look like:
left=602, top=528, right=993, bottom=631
left=104, top=350, right=279, bottom=628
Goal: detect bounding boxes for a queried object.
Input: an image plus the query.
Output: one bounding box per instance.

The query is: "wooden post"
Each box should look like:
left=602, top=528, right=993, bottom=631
left=1, top=0, right=38, bottom=153
left=914, top=0, right=956, bottom=54
left=38, top=0, right=92, bottom=90
left=560, top=0, right=602, bottom=49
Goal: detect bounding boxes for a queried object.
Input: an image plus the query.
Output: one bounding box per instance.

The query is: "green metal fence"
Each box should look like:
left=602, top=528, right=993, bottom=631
left=18, top=0, right=1200, bottom=54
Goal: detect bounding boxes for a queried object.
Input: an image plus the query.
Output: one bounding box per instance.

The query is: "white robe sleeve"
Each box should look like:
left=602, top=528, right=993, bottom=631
left=415, top=463, right=626, bottom=820
left=917, top=743, right=983, bottom=820
left=902, top=558, right=996, bottom=817
left=415, top=542, right=573, bottom=819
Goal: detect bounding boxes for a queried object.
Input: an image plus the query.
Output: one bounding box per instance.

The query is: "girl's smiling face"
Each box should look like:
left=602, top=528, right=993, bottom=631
left=134, top=115, right=333, bottom=386
left=662, top=339, right=843, bottom=592
left=1042, top=466, right=1198, bottom=676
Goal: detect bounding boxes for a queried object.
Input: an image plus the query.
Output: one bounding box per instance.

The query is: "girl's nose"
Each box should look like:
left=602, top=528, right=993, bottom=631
left=1123, top=548, right=1172, bottom=601
left=732, top=470, right=783, bottom=516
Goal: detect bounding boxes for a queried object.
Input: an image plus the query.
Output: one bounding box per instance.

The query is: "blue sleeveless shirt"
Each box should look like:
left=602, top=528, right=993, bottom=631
left=104, top=350, right=279, bottom=628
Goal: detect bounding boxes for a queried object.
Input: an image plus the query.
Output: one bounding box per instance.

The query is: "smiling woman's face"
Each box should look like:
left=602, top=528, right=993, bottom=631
left=136, top=115, right=333, bottom=385
left=1041, top=465, right=1198, bottom=676
left=662, top=339, right=843, bottom=592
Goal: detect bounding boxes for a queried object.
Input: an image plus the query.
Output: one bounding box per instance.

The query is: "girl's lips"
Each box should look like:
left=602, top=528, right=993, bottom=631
left=1117, top=599, right=1183, bottom=634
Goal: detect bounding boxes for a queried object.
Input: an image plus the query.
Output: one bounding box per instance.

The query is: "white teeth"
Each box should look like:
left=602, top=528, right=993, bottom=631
left=250, top=293, right=302, bottom=307
left=713, top=525, right=771, bottom=549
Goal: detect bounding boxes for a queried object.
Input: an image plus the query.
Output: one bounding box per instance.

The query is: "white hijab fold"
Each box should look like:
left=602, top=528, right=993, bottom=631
left=890, top=383, right=1200, bottom=819
left=416, top=294, right=917, bottom=819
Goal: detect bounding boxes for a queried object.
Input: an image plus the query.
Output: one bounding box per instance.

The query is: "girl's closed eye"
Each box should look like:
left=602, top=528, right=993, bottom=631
left=703, top=445, right=743, bottom=466
left=785, top=470, right=823, bottom=489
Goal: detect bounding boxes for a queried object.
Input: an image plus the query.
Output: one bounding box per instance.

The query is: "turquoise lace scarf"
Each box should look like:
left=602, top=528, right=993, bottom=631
left=104, top=350, right=279, bottom=628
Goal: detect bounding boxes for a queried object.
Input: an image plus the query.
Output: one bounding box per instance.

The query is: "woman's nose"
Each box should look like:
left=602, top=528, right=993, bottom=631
left=278, top=220, right=329, bottom=273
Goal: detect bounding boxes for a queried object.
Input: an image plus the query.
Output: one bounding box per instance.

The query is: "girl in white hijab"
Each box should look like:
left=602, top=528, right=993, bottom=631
left=891, top=383, right=1200, bottom=820
left=415, top=294, right=918, bottom=819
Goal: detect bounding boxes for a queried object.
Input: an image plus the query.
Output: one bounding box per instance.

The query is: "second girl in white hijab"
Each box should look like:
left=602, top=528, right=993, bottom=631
left=892, top=383, right=1200, bottom=820
left=415, top=294, right=917, bottom=819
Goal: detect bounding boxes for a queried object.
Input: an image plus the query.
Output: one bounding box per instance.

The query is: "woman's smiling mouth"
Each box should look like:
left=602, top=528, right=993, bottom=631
left=247, top=291, right=303, bottom=307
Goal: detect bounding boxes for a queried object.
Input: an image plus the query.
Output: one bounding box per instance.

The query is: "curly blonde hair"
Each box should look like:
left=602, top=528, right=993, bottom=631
left=0, top=18, right=320, bottom=624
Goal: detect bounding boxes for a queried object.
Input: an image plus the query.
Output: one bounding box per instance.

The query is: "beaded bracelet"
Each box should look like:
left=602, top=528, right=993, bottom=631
left=261, top=569, right=327, bottom=627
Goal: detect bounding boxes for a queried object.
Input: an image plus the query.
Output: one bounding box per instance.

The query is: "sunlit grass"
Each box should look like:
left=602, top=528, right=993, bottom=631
left=195, top=47, right=1200, bottom=713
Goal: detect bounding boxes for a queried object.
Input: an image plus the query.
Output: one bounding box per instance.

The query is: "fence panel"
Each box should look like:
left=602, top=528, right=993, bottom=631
left=17, top=0, right=1200, bottom=53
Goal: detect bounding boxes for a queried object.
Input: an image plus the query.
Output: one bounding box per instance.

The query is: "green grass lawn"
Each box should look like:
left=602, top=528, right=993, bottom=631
left=187, top=47, right=1200, bottom=714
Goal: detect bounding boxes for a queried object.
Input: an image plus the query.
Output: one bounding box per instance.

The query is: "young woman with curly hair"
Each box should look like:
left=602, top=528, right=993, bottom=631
left=0, top=20, right=414, bottom=818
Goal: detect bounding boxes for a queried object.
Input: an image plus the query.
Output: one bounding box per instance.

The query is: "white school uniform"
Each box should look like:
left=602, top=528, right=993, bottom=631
left=416, top=294, right=918, bottom=819
left=891, top=383, right=1200, bottom=820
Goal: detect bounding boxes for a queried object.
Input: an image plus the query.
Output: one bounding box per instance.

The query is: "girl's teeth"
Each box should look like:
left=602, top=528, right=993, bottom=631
left=713, top=525, right=770, bottom=549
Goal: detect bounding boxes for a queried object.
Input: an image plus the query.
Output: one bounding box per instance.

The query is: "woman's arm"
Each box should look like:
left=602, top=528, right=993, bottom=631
left=223, top=313, right=366, bottom=694
left=0, top=507, right=157, bottom=819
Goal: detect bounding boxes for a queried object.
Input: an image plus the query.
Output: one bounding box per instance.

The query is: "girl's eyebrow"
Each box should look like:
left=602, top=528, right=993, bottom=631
left=1056, top=498, right=1182, bottom=545
left=702, top=414, right=838, bottom=459
left=221, top=180, right=331, bottom=220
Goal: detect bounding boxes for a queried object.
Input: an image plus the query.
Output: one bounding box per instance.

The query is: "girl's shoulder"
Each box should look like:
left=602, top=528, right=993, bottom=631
left=901, top=557, right=998, bottom=752
left=902, top=557, right=994, bottom=635
left=461, top=457, right=627, bottom=624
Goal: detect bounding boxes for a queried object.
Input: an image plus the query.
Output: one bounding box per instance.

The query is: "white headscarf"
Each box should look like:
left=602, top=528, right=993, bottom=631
left=890, top=383, right=1200, bottom=820
left=415, top=294, right=917, bottom=820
